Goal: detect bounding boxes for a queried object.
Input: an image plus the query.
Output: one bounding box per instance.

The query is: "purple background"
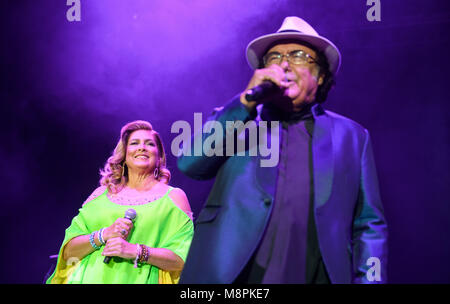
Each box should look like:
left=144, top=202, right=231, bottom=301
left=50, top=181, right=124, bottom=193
left=1, top=0, right=450, bottom=283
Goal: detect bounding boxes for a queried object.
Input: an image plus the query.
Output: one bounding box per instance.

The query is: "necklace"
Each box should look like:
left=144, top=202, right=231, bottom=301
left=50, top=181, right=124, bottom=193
left=107, top=183, right=167, bottom=206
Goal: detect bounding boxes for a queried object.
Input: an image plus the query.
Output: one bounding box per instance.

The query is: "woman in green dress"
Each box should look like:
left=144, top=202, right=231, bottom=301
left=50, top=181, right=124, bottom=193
left=47, top=120, right=194, bottom=284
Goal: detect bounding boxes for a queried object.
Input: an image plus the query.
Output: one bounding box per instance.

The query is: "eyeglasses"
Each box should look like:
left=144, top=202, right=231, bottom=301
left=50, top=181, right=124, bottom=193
left=263, top=50, right=319, bottom=66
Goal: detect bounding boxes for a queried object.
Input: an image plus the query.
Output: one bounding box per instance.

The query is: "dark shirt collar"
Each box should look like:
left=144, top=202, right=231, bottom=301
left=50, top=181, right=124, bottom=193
left=261, top=102, right=315, bottom=123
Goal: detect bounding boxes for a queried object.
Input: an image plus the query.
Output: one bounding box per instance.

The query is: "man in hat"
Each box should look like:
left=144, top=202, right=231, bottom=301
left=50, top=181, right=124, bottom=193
left=178, top=17, right=388, bottom=284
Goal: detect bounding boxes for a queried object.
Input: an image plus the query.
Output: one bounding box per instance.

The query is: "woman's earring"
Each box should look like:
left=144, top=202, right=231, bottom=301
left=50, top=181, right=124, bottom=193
left=154, top=167, right=159, bottom=179
left=122, top=162, right=126, bottom=177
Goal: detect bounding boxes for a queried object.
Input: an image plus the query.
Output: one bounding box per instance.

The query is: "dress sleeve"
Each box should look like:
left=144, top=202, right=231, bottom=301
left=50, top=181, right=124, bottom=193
left=46, top=207, right=92, bottom=284
left=159, top=220, right=194, bottom=284
left=157, top=204, right=195, bottom=284
left=160, top=216, right=194, bottom=263
left=46, top=187, right=106, bottom=284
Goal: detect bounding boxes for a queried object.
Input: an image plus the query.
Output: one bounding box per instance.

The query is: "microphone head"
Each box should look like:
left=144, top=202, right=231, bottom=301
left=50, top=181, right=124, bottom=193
left=245, top=81, right=279, bottom=102
left=124, top=208, right=137, bottom=221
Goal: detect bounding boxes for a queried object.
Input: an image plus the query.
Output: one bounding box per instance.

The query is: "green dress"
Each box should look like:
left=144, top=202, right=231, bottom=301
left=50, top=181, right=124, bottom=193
left=46, top=186, right=194, bottom=284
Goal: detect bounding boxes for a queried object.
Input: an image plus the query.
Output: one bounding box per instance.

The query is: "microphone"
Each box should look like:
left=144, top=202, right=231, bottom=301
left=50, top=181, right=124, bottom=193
left=245, top=81, right=280, bottom=102
left=103, top=208, right=137, bottom=264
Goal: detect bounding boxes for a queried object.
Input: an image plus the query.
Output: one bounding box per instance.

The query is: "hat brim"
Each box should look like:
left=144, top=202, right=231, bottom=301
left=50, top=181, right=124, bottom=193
left=246, top=32, right=341, bottom=76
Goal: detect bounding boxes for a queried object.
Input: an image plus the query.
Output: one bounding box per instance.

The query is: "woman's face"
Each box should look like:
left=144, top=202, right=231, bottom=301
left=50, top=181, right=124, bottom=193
left=125, top=129, right=160, bottom=173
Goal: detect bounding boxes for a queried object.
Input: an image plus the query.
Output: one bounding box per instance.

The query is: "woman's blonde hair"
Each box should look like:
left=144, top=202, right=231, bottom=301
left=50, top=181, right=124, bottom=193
left=99, top=120, right=171, bottom=193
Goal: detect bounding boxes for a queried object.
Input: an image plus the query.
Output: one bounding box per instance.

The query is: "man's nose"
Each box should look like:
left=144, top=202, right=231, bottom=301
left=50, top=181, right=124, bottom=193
left=280, top=59, right=290, bottom=72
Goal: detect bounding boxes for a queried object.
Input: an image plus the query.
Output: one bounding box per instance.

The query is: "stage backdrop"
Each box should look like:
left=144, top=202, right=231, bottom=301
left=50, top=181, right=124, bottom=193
left=1, top=0, right=449, bottom=283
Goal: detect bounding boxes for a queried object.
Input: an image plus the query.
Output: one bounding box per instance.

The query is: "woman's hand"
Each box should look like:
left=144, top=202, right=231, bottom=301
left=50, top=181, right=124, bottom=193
left=103, top=218, right=133, bottom=241
left=101, top=237, right=137, bottom=260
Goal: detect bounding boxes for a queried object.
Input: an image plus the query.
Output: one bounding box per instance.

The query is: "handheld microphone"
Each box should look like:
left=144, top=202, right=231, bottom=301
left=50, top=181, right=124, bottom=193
left=103, top=208, right=137, bottom=264
left=245, top=81, right=280, bottom=102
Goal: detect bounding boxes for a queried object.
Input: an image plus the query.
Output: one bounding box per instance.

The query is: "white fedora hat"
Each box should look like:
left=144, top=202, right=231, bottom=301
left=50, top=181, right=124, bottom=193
left=246, top=16, right=341, bottom=76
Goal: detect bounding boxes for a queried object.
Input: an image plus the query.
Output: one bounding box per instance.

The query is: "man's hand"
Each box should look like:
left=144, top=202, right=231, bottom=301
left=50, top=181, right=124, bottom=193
left=240, top=64, right=290, bottom=111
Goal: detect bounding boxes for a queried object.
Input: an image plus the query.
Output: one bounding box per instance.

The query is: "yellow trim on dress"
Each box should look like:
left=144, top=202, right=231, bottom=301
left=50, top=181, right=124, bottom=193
left=158, top=269, right=181, bottom=284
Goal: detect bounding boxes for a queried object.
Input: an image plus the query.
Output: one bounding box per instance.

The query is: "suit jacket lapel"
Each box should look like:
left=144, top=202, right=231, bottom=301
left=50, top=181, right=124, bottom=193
left=311, top=104, right=334, bottom=208
left=254, top=118, right=280, bottom=201
left=254, top=104, right=334, bottom=207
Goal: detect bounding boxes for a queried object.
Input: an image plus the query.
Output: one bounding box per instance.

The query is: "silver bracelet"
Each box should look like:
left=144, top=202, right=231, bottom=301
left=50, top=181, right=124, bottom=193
left=98, top=228, right=106, bottom=245
left=89, top=231, right=101, bottom=250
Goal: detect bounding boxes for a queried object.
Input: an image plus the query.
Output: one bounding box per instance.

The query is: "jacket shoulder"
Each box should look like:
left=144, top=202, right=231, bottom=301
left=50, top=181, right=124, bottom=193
left=324, top=110, right=368, bottom=135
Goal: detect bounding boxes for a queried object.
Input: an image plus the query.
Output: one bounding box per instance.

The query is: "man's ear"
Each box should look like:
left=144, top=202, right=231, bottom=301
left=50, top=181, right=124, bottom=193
left=317, top=73, right=325, bottom=86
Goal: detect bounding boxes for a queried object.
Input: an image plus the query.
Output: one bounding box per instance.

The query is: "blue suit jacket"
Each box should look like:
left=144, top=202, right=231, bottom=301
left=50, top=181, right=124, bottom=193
left=178, top=96, right=388, bottom=284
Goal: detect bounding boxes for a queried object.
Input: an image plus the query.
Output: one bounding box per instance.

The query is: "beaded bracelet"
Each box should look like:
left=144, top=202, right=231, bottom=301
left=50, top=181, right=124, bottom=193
left=133, top=244, right=151, bottom=268
left=89, top=231, right=101, bottom=250
left=139, top=245, right=146, bottom=264
left=145, top=246, right=150, bottom=262
left=140, top=245, right=150, bottom=264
